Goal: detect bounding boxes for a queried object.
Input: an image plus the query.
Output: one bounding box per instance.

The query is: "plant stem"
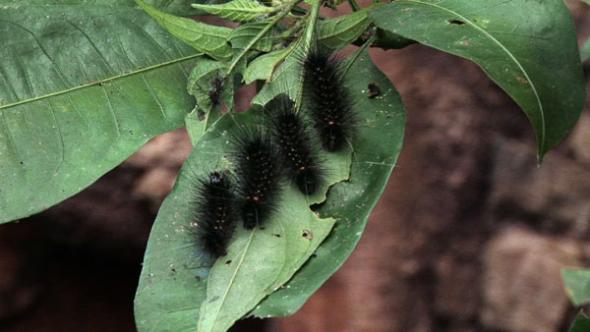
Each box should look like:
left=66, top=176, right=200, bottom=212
left=291, top=0, right=322, bottom=112
left=302, top=0, right=321, bottom=52
left=347, top=0, right=360, bottom=11
left=226, top=0, right=300, bottom=76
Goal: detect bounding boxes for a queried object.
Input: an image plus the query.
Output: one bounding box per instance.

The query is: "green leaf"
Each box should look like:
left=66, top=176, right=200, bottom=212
left=318, top=9, right=372, bottom=49
left=186, top=58, right=233, bottom=113
left=185, top=58, right=235, bottom=144
left=243, top=48, right=290, bottom=84
left=197, top=165, right=341, bottom=330
left=252, top=49, right=406, bottom=316
left=134, top=106, right=351, bottom=331
left=371, top=0, right=586, bottom=158
left=185, top=109, right=207, bottom=145
left=252, top=43, right=303, bottom=106
left=192, top=0, right=277, bottom=23
left=134, top=44, right=405, bottom=330
left=229, top=22, right=276, bottom=52
left=562, top=268, right=590, bottom=306
left=137, top=0, right=233, bottom=60
left=0, top=1, right=198, bottom=223
left=569, top=312, right=590, bottom=332
left=581, top=39, right=590, bottom=63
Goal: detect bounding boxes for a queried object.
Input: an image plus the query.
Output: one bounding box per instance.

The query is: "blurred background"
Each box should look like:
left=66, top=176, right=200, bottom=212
left=1, top=2, right=590, bottom=332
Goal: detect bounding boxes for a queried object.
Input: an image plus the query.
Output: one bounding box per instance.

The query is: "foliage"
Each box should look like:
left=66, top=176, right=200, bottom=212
left=568, top=312, right=590, bottom=332
left=563, top=268, right=590, bottom=306
left=562, top=268, right=590, bottom=331
left=0, top=0, right=586, bottom=331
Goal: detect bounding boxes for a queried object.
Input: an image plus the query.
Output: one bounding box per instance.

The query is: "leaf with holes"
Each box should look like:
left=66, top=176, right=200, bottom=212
left=134, top=105, right=352, bottom=331
left=371, top=0, right=585, bottom=158
left=0, top=0, right=199, bottom=223
left=134, top=44, right=406, bottom=331
left=251, top=48, right=405, bottom=317
left=138, top=0, right=233, bottom=60
left=192, top=0, right=277, bottom=23
left=245, top=45, right=405, bottom=317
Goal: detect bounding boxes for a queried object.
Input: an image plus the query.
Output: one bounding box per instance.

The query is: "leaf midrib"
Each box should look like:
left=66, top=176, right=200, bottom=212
left=399, top=0, right=546, bottom=151
left=0, top=53, right=201, bottom=110
left=194, top=1, right=276, bottom=14
left=204, top=229, right=256, bottom=331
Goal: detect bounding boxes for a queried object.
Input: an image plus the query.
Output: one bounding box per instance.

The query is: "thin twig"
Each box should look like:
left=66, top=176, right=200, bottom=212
left=226, top=0, right=301, bottom=75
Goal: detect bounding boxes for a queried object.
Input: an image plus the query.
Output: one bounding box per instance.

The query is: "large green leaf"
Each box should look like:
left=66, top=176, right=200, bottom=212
left=569, top=312, right=590, bottom=332
left=0, top=1, right=199, bottom=223
left=371, top=0, right=585, bottom=157
left=134, top=107, right=349, bottom=331
left=252, top=49, right=405, bottom=317
left=563, top=268, right=590, bottom=306
left=134, top=49, right=405, bottom=330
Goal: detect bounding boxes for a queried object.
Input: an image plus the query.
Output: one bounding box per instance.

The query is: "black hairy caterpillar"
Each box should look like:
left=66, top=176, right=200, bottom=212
left=196, top=171, right=237, bottom=257
left=234, top=132, right=282, bottom=229
left=302, top=49, right=356, bottom=152
left=267, top=94, right=324, bottom=195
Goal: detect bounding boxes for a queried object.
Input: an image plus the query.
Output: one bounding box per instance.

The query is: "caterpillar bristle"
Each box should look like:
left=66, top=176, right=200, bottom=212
left=267, top=94, right=324, bottom=195
left=303, top=49, right=356, bottom=152
left=234, top=131, right=282, bottom=229
left=196, top=171, right=237, bottom=258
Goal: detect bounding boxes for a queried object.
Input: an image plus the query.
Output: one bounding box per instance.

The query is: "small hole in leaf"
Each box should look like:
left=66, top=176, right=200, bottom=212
left=448, top=19, right=465, bottom=25
left=302, top=229, right=313, bottom=240
left=367, top=82, right=381, bottom=99
left=225, top=260, right=232, bottom=265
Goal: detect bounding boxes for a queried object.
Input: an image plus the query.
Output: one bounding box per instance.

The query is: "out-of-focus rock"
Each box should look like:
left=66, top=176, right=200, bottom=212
left=570, top=112, right=590, bottom=165
left=133, top=167, right=178, bottom=202
left=0, top=239, right=38, bottom=320
left=38, top=168, right=153, bottom=256
left=434, top=254, right=480, bottom=320
left=125, top=129, right=191, bottom=169
left=481, top=226, right=583, bottom=332
left=490, top=139, right=590, bottom=233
